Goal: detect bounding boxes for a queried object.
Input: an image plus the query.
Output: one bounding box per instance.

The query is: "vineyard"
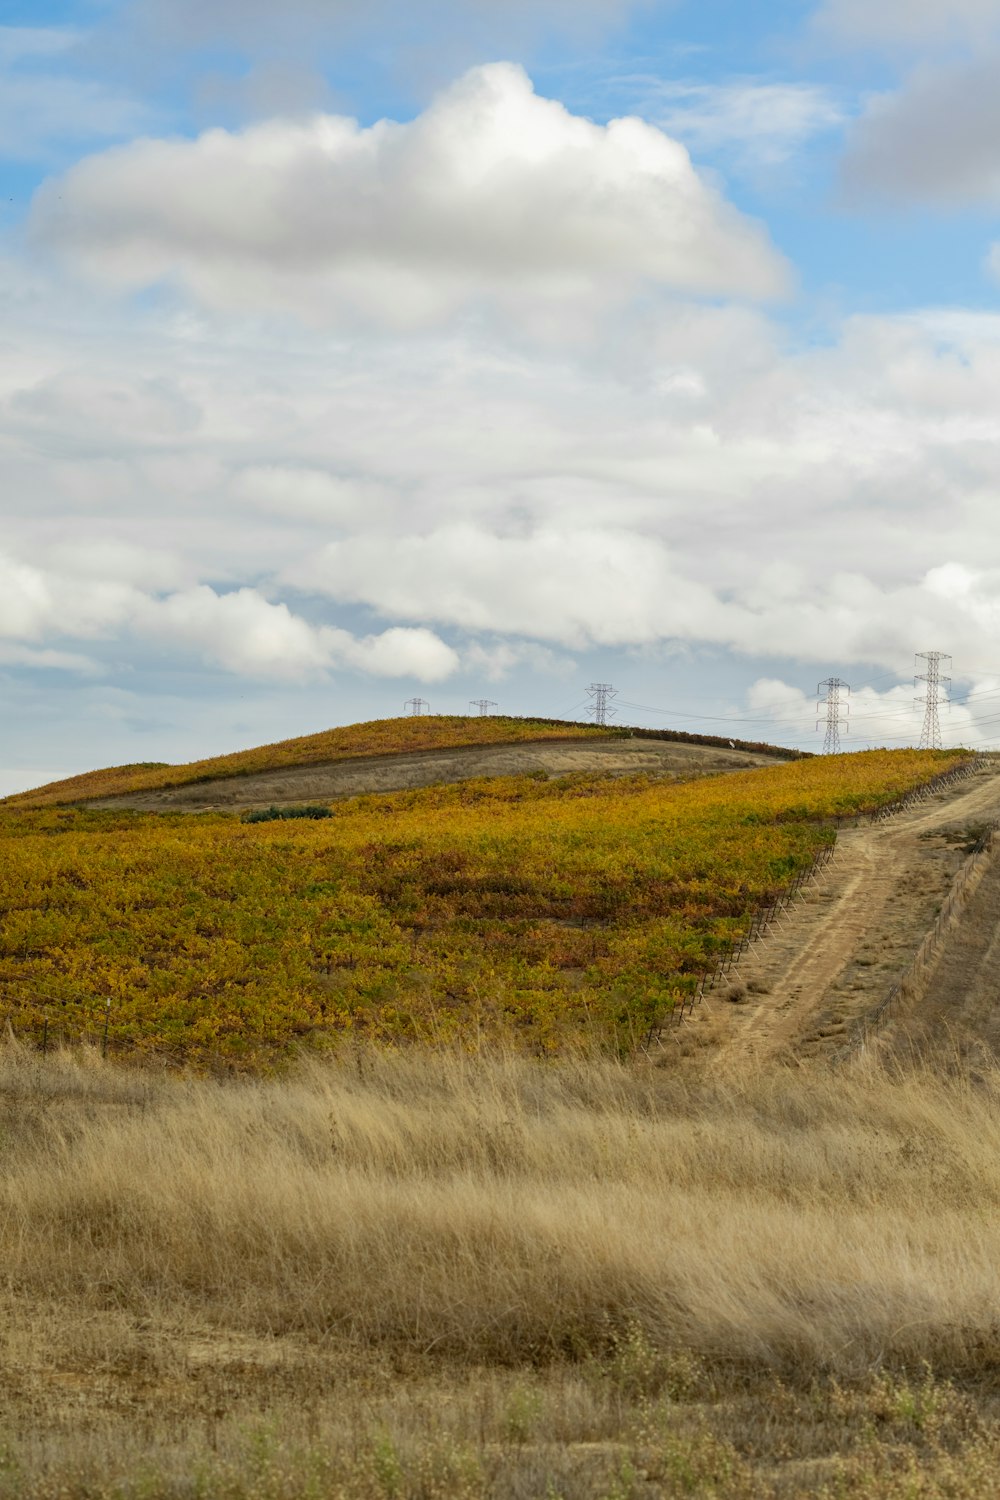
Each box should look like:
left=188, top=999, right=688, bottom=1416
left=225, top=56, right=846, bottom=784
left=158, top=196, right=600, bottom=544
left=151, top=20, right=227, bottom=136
left=0, top=748, right=967, bottom=1063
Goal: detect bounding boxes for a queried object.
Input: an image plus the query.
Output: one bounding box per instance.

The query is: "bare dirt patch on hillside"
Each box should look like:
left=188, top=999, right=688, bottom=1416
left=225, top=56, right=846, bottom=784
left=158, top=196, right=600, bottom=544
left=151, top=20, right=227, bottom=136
left=90, top=736, right=781, bottom=812
left=682, top=763, right=1000, bottom=1069
left=885, top=839, right=1000, bottom=1065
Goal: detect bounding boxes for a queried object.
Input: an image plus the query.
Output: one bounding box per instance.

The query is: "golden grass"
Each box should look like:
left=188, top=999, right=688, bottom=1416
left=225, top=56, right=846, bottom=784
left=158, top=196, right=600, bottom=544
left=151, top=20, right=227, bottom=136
left=3, top=1040, right=1000, bottom=1371
left=3, top=1041, right=1000, bottom=1495
left=5, top=715, right=608, bottom=808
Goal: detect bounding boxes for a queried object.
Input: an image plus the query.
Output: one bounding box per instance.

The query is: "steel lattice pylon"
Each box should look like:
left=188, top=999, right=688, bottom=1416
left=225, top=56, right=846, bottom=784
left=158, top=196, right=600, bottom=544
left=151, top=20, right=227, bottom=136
left=586, top=683, right=617, bottom=726
left=914, top=653, right=951, bottom=750
left=817, top=678, right=850, bottom=755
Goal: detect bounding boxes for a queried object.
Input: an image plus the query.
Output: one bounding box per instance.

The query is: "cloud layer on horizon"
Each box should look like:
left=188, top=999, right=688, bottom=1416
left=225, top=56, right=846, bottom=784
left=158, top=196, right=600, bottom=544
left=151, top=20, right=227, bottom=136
left=6, top=251, right=1000, bottom=691
left=0, top=550, right=460, bottom=683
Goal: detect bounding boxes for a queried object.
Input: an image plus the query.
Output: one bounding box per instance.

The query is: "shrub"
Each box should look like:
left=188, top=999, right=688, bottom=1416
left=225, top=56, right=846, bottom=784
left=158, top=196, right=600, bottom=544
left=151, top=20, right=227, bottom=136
left=243, top=805, right=333, bottom=823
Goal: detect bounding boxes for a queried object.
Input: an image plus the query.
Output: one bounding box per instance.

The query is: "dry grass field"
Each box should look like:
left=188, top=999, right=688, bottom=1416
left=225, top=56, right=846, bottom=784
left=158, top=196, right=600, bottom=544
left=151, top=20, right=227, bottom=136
left=3, top=1038, right=1000, bottom=1497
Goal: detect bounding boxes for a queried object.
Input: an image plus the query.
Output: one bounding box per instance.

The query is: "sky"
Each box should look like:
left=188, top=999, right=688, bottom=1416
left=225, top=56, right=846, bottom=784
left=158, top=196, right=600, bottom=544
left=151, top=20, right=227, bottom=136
left=5, top=0, right=1000, bottom=790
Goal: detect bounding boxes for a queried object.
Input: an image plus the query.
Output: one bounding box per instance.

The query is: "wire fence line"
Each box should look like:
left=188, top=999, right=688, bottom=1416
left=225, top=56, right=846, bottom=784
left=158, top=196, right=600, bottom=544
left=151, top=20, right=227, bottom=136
left=641, top=842, right=839, bottom=1051
left=1, top=983, right=130, bottom=1062
left=642, top=756, right=985, bottom=1053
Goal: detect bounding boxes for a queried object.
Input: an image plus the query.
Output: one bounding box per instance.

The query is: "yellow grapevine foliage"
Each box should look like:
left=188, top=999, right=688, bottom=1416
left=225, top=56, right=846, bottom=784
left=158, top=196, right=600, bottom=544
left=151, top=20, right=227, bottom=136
left=0, top=749, right=967, bottom=1064
left=6, top=716, right=609, bottom=809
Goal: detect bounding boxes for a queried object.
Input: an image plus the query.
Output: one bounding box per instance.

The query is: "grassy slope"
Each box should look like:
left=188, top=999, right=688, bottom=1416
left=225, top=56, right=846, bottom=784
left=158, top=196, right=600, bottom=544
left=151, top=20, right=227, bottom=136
left=0, top=749, right=966, bottom=1062
left=3, top=1042, right=1000, bottom=1498
left=5, top=715, right=808, bottom=812
left=4, top=715, right=611, bottom=808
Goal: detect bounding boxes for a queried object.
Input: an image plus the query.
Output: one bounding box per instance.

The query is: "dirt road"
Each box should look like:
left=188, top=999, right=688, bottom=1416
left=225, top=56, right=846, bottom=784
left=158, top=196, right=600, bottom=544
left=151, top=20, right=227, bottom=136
left=91, top=737, right=781, bottom=812
left=688, top=762, right=1000, bottom=1069
left=886, top=831, right=1000, bottom=1064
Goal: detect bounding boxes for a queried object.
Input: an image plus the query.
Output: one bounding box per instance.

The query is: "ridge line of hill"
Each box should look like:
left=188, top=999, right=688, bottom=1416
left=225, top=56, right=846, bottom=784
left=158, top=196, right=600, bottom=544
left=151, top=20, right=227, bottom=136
left=5, top=715, right=805, bottom=809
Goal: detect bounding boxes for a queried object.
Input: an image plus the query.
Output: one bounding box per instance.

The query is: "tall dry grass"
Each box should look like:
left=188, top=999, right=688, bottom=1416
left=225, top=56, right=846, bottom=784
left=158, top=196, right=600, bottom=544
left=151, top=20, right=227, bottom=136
left=2, top=1038, right=999, bottom=1381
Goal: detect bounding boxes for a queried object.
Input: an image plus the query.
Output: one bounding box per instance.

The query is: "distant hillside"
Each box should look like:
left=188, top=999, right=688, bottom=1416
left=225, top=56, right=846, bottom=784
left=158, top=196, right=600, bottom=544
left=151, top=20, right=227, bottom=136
left=6, top=715, right=803, bottom=809
left=6, top=716, right=605, bottom=808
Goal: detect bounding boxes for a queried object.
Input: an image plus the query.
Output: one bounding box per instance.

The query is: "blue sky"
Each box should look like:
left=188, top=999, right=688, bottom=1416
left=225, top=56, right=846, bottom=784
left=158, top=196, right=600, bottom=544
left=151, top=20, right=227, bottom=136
left=5, top=0, right=1000, bottom=790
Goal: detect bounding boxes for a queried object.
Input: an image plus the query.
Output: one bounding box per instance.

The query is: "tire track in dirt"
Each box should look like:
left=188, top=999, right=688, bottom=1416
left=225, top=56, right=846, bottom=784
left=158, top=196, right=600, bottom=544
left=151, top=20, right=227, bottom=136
left=690, top=765, right=1000, bottom=1069
left=885, top=824, right=1000, bottom=1064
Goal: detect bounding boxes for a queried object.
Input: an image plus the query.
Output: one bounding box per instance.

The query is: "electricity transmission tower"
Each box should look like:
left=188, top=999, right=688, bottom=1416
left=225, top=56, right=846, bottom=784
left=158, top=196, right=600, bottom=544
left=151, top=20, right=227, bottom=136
left=914, top=652, right=951, bottom=750
left=470, top=699, right=497, bottom=716
left=816, top=678, right=850, bottom=755
left=404, top=697, right=429, bottom=716
left=586, top=683, right=617, bottom=726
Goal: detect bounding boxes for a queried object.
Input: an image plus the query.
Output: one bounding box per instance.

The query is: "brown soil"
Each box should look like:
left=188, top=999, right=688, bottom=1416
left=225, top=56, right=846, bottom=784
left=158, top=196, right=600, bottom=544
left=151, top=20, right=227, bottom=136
left=90, top=736, right=780, bottom=812
left=886, top=833, right=1000, bottom=1065
left=678, top=762, right=1000, bottom=1069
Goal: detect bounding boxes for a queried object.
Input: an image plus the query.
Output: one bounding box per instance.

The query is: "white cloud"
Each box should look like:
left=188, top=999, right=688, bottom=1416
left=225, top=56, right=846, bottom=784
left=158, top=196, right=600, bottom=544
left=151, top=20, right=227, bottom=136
left=139, top=586, right=334, bottom=678
left=10, top=242, right=1000, bottom=718
left=330, top=625, right=460, bottom=681
left=0, top=553, right=459, bottom=683
left=288, top=519, right=1000, bottom=671
left=7, top=371, right=201, bottom=444
left=29, top=63, right=789, bottom=328
left=233, top=466, right=395, bottom=525
left=812, top=0, right=1000, bottom=49
left=290, top=524, right=713, bottom=649
left=650, top=80, right=845, bottom=167
left=45, top=541, right=190, bottom=593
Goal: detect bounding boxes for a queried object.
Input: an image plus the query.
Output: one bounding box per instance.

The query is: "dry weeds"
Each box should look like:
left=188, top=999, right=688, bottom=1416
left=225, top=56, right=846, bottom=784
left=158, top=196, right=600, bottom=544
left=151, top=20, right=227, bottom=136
left=2, top=1040, right=1000, bottom=1496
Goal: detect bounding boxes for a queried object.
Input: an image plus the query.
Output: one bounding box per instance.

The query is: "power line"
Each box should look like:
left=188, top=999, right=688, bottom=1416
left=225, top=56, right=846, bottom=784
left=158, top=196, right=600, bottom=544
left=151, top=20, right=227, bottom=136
left=816, top=678, right=850, bottom=755
left=616, top=698, right=807, bottom=727
left=404, top=697, right=429, bottom=716
left=587, top=682, right=617, bottom=726
left=915, top=652, right=951, bottom=751
left=469, top=699, right=498, bottom=716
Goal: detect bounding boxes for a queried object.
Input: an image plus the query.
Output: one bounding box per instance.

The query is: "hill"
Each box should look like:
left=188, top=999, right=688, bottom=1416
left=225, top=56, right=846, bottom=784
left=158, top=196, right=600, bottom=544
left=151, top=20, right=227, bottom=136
left=4, top=715, right=803, bottom=811
left=0, top=746, right=964, bottom=1065
left=5, top=715, right=604, bottom=808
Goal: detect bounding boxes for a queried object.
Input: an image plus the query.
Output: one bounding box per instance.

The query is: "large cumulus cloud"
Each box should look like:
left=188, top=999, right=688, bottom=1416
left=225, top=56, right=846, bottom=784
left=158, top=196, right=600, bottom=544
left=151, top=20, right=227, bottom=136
left=29, top=63, right=789, bottom=328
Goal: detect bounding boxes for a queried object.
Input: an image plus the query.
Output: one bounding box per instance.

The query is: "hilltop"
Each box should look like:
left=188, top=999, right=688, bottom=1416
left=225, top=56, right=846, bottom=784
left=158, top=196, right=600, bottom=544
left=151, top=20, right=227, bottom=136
left=5, top=714, right=802, bottom=811
left=6, top=715, right=604, bottom=808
